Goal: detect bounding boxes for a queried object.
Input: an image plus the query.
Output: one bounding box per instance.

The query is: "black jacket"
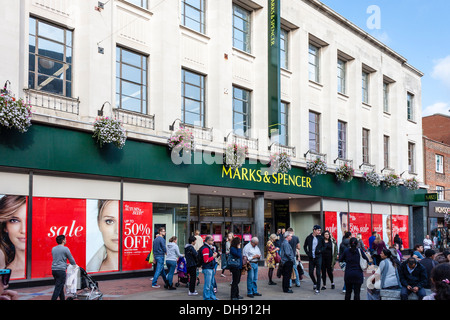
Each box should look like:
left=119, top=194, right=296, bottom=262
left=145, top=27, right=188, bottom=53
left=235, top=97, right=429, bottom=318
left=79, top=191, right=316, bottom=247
left=398, top=260, right=427, bottom=289
left=303, top=234, right=325, bottom=259
left=184, top=244, right=198, bottom=268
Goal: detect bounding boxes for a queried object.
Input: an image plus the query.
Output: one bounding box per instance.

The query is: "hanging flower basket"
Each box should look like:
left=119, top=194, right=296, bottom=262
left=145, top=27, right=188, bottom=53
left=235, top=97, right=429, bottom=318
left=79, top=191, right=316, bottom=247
left=270, top=152, right=292, bottom=174
left=335, top=163, right=354, bottom=182
left=167, top=126, right=195, bottom=154
left=404, top=177, right=419, bottom=190
left=363, top=170, right=381, bottom=187
left=93, top=116, right=127, bottom=149
left=306, top=157, right=327, bottom=177
left=0, top=84, right=32, bottom=133
left=383, top=173, right=401, bottom=189
left=224, top=143, right=248, bottom=170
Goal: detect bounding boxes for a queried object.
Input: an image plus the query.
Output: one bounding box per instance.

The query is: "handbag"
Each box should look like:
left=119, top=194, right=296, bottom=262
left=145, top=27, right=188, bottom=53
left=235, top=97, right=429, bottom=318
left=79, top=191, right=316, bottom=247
left=145, top=249, right=154, bottom=264
left=227, top=254, right=240, bottom=269
left=359, top=248, right=368, bottom=271
left=274, top=252, right=281, bottom=264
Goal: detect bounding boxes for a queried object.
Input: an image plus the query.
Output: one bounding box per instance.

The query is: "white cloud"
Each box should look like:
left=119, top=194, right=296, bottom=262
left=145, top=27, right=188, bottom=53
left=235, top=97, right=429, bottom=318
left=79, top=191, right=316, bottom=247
left=422, top=102, right=450, bottom=117
left=431, top=55, right=450, bottom=89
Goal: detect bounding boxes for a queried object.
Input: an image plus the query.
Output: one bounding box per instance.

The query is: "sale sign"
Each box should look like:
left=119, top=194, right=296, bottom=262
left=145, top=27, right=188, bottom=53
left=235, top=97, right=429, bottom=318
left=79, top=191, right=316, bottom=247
left=349, top=212, right=371, bottom=249
left=324, top=211, right=338, bottom=243
left=122, top=201, right=153, bottom=271
left=31, top=197, right=86, bottom=279
left=392, top=214, right=409, bottom=249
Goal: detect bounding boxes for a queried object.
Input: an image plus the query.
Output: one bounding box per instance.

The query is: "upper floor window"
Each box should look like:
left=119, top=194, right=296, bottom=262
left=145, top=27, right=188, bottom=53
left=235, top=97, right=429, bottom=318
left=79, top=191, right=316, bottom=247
left=407, top=92, right=415, bottom=121
left=233, top=4, right=251, bottom=53
left=308, top=44, right=320, bottom=83
left=126, top=0, right=148, bottom=9
left=437, top=186, right=445, bottom=201
left=408, top=142, right=416, bottom=173
left=337, top=59, right=346, bottom=94
left=28, top=17, right=73, bottom=97
left=182, top=0, right=205, bottom=34
left=436, top=154, right=444, bottom=173
left=383, top=82, right=389, bottom=113
left=116, top=47, right=148, bottom=114
left=279, top=102, right=289, bottom=146
left=181, top=69, right=205, bottom=127
left=280, top=28, right=289, bottom=69
left=233, top=86, right=251, bottom=137
left=384, top=135, right=390, bottom=169
left=362, top=71, right=369, bottom=104
left=309, top=111, right=320, bottom=153
left=362, top=128, right=370, bottom=164
left=338, top=120, right=347, bottom=159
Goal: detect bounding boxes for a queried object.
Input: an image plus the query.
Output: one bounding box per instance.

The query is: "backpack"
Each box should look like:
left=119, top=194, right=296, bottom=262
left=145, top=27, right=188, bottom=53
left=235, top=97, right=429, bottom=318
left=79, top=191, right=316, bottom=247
left=197, top=245, right=206, bottom=267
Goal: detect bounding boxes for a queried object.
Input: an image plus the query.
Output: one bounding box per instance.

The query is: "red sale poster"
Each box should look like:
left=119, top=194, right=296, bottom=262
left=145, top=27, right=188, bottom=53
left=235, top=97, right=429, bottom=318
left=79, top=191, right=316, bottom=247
left=31, top=197, right=86, bottom=279
left=392, top=214, right=409, bottom=249
left=122, top=201, right=153, bottom=271
left=324, top=211, right=338, bottom=242
left=349, top=212, right=371, bottom=249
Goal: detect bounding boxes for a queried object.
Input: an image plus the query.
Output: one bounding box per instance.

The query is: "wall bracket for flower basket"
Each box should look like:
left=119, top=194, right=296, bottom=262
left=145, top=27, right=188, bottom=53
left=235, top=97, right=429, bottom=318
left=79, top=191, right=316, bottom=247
left=304, top=150, right=326, bottom=163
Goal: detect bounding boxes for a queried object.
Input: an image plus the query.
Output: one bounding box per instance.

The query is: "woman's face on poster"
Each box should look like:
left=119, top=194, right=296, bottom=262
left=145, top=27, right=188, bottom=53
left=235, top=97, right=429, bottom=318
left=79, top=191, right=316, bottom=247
left=99, top=201, right=119, bottom=253
left=4, top=203, right=27, bottom=252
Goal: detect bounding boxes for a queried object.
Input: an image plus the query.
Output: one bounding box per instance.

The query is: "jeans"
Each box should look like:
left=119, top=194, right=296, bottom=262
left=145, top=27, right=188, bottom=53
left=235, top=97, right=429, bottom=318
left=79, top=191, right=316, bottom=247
left=152, top=256, right=167, bottom=286
left=166, top=260, right=177, bottom=286
left=247, top=262, right=259, bottom=295
left=51, top=270, right=66, bottom=300
left=400, top=286, right=426, bottom=300
left=309, top=256, right=322, bottom=289
left=202, top=268, right=217, bottom=300
left=290, top=261, right=301, bottom=286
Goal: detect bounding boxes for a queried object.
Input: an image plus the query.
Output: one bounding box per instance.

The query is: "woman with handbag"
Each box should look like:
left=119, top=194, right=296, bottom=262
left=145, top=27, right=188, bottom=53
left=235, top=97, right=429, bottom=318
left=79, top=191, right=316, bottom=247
left=229, top=237, right=243, bottom=300
left=266, top=234, right=280, bottom=285
left=339, top=237, right=370, bottom=300
left=321, top=230, right=338, bottom=290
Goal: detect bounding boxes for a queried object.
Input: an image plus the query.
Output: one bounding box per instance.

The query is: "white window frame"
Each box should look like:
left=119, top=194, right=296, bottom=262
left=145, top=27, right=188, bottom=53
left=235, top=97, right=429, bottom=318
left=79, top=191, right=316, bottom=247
left=436, top=186, right=445, bottom=201
left=436, top=154, right=444, bottom=173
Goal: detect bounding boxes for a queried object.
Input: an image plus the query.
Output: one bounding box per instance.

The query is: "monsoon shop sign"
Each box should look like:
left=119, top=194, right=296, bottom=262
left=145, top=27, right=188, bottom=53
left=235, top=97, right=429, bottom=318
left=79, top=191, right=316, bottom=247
left=221, top=165, right=312, bottom=189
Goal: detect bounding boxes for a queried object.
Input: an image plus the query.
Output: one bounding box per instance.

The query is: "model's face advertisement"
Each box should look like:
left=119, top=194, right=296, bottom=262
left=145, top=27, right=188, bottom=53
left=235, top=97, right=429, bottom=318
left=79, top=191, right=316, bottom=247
left=1, top=195, right=153, bottom=280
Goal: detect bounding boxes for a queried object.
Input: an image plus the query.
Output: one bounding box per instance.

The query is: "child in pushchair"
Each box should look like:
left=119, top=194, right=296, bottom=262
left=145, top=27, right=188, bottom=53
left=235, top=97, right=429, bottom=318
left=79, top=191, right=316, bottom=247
left=175, top=257, right=199, bottom=288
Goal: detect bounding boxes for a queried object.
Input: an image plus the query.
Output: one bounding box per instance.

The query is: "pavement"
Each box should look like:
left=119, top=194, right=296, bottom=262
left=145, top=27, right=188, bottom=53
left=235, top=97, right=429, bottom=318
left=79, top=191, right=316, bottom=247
left=11, top=265, right=366, bottom=301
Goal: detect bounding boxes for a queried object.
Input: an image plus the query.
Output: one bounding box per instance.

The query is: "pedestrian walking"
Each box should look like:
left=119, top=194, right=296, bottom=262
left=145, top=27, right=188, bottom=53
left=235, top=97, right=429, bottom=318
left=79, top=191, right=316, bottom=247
left=229, top=237, right=243, bottom=300
left=371, top=233, right=387, bottom=266
left=287, top=228, right=301, bottom=288
left=51, top=235, right=77, bottom=300
left=398, top=257, right=427, bottom=300
left=394, top=234, right=403, bottom=250
left=339, top=231, right=352, bottom=293
left=221, top=232, right=233, bottom=277
left=151, top=227, right=169, bottom=289
left=339, top=237, right=369, bottom=300
left=280, top=231, right=295, bottom=293
left=303, top=225, right=325, bottom=294
left=243, top=237, right=262, bottom=298
left=423, top=235, right=433, bottom=251
left=321, top=230, right=338, bottom=290
left=193, top=230, right=203, bottom=251
left=366, top=248, right=401, bottom=300
left=356, top=233, right=367, bottom=251
left=266, top=234, right=279, bottom=285
left=368, top=231, right=377, bottom=256
left=166, top=236, right=183, bottom=290
left=200, top=235, right=218, bottom=300
left=423, top=262, right=450, bottom=300
left=184, top=235, right=199, bottom=296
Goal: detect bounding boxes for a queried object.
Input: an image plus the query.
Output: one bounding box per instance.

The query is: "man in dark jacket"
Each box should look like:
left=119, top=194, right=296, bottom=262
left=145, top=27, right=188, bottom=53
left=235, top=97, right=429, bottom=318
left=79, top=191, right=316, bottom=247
left=419, top=249, right=437, bottom=289
left=303, top=225, right=325, bottom=294
left=287, top=227, right=301, bottom=287
left=280, top=231, right=295, bottom=293
left=398, top=257, right=427, bottom=300
left=185, top=236, right=199, bottom=295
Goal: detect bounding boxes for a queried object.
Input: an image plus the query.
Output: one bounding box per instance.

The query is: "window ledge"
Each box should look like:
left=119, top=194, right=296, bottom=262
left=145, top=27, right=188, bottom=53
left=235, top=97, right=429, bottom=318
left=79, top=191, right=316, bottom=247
left=179, top=25, right=210, bottom=41
left=308, top=80, right=323, bottom=88
left=232, top=47, right=256, bottom=60
left=407, top=119, right=417, bottom=124
left=338, top=92, right=349, bottom=99
left=362, top=102, right=372, bottom=108
left=116, top=0, right=153, bottom=16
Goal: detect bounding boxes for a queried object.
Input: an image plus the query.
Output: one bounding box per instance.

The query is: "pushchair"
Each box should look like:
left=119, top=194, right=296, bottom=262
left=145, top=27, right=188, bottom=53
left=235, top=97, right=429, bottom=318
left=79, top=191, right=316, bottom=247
left=66, top=266, right=103, bottom=300
left=175, top=257, right=200, bottom=288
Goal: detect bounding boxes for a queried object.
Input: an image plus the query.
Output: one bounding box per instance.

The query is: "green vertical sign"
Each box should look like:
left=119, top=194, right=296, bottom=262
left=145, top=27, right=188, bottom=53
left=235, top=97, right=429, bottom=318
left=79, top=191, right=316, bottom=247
left=268, top=0, right=281, bottom=139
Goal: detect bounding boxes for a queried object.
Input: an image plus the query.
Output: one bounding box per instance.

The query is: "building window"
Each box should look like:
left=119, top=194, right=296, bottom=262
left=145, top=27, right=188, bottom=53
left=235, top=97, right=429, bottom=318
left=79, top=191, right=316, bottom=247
left=280, top=28, right=289, bottom=69
left=362, top=71, right=369, bottom=104
left=362, top=128, right=370, bottom=164
left=437, top=186, right=445, bottom=201
left=279, top=102, right=289, bottom=146
left=383, top=135, right=390, bottom=169
left=308, top=44, right=320, bottom=83
left=338, top=120, right=347, bottom=159
left=309, top=111, right=320, bottom=152
left=337, top=59, right=346, bottom=94
left=407, top=92, right=415, bottom=121
left=181, top=0, right=205, bottom=34
left=436, top=154, right=444, bottom=173
left=233, top=86, right=251, bottom=137
left=28, top=17, right=73, bottom=97
left=181, top=69, right=205, bottom=127
left=383, top=82, right=389, bottom=113
left=408, top=142, right=416, bottom=173
left=126, top=0, right=148, bottom=9
left=233, top=4, right=251, bottom=53
left=116, top=47, right=148, bottom=114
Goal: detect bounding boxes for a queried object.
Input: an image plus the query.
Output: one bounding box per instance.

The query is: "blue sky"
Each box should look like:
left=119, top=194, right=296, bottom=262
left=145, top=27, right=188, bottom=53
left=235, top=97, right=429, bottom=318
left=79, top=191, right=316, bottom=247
left=319, top=0, right=450, bottom=117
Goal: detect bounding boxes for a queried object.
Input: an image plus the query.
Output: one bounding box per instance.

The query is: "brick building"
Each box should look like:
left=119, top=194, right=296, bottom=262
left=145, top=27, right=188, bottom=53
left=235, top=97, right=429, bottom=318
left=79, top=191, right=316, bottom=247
left=422, top=113, right=450, bottom=251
